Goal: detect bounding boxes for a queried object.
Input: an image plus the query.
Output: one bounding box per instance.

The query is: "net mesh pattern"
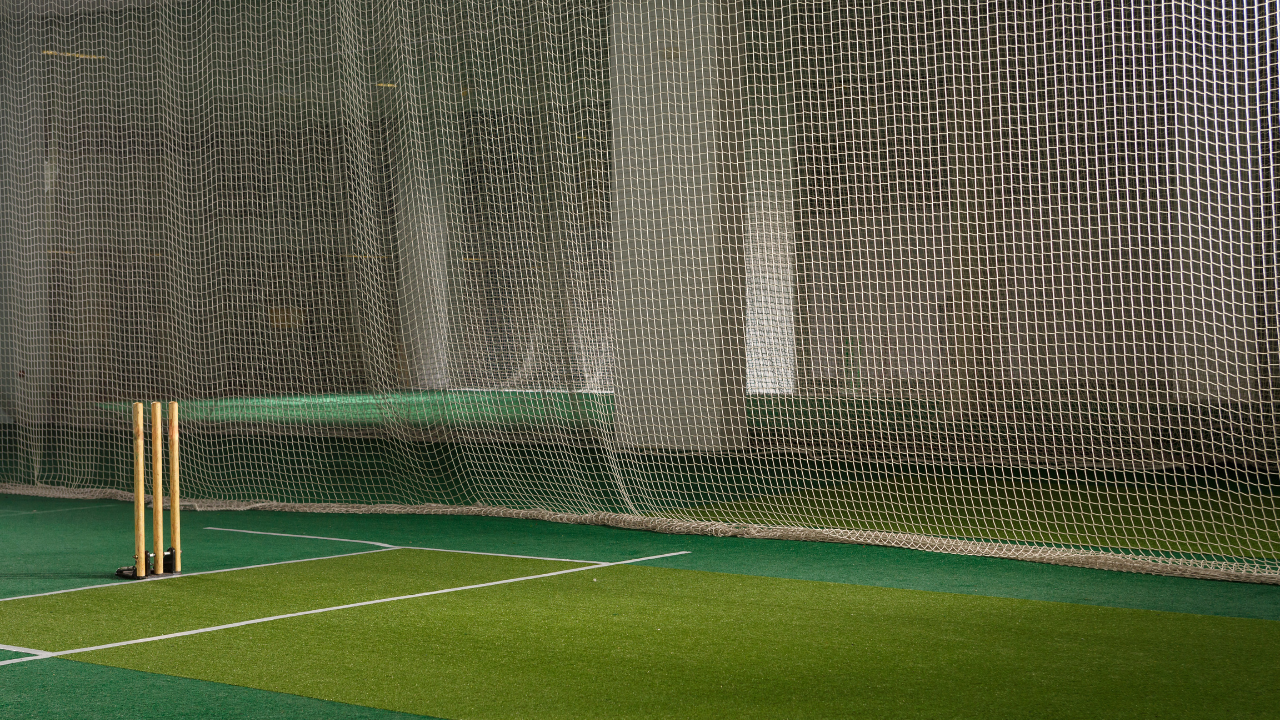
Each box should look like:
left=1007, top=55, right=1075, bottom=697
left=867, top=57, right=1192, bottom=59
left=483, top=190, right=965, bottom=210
left=1, top=0, right=1277, bottom=582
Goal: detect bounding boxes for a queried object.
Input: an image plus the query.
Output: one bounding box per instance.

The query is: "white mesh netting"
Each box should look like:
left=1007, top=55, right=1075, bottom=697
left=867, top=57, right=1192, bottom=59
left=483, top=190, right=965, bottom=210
left=1, top=0, right=1276, bottom=582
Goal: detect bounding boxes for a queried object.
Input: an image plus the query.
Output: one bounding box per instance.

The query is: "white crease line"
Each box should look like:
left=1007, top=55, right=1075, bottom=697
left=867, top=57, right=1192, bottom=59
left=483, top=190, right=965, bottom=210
left=0, top=551, right=690, bottom=667
left=205, top=527, right=400, bottom=548
left=0, top=504, right=118, bottom=518
left=0, top=643, right=51, bottom=658
left=2, top=523, right=619, bottom=604
left=204, top=526, right=606, bottom=564
left=400, top=545, right=607, bottom=564
left=0, top=549, right=394, bottom=604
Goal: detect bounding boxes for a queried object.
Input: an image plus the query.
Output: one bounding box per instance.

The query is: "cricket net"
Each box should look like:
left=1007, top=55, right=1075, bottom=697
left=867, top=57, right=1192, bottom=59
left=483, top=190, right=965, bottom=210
left=1, top=0, right=1276, bottom=582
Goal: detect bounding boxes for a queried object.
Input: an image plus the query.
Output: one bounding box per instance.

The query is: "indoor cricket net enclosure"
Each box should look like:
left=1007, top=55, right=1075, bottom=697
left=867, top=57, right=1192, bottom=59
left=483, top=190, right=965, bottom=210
left=0, top=0, right=1277, bottom=582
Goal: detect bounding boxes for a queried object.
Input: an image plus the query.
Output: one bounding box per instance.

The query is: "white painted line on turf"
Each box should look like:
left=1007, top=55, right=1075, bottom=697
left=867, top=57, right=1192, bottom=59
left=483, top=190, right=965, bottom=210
left=400, top=545, right=608, bottom=564
left=0, top=550, right=691, bottom=667
left=0, top=642, right=52, bottom=658
left=205, top=527, right=400, bottom=548
left=0, top=504, right=118, bottom=518
left=204, top=526, right=607, bottom=564
left=0, top=548, right=395, bottom=604
left=0, top=654, right=55, bottom=666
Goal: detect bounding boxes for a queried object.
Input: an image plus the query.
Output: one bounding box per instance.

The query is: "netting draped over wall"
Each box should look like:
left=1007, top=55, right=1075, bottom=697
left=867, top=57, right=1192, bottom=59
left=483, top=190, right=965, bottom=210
left=1, top=0, right=1277, bottom=582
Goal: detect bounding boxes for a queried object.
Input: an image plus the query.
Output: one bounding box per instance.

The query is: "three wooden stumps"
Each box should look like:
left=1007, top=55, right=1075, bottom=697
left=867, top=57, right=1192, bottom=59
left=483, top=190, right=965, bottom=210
left=128, top=401, right=181, bottom=579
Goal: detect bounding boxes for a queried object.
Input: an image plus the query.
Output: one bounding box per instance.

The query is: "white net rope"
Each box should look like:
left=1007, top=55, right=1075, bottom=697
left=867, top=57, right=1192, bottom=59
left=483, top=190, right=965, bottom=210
left=1, top=0, right=1276, bottom=582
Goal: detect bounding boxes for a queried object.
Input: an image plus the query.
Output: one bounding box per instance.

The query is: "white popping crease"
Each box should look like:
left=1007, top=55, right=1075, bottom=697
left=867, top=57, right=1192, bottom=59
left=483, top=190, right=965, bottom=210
left=0, top=551, right=690, bottom=666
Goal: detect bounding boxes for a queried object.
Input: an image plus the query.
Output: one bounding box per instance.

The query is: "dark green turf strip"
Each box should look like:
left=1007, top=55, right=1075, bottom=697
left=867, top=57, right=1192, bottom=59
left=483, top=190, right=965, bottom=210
left=4, top=492, right=1278, bottom=620
left=1, top=658, right=439, bottom=719
left=0, top=494, right=407, bottom=599
left=178, top=506, right=1280, bottom=620
left=0, top=648, right=34, bottom=661
left=0, top=549, right=580, bottom=652
left=74, top=563, right=1280, bottom=720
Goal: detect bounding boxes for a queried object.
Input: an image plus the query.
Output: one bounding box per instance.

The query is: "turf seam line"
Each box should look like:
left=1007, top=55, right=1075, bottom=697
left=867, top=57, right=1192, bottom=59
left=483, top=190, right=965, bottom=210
left=0, top=551, right=690, bottom=666
left=0, top=549, right=395, bottom=603
left=204, top=526, right=607, bottom=564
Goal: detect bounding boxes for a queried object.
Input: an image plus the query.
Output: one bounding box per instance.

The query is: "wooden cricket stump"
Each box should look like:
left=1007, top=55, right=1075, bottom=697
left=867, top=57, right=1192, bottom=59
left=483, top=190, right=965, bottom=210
left=120, top=401, right=181, bottom=579
left=152, top=402, right=164, bottom=573
left=133, top=402, right=146, bottom=578
left=169, top=401, right=181, bottom=573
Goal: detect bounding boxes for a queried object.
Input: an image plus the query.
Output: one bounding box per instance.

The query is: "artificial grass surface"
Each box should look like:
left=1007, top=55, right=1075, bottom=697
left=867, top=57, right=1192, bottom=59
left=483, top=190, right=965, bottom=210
left=3, top=492, right=1279, bottom=620
left=202, top=506, right=1280, bottom=620
left=0, top=549, right=580, bottom=652
left=1, top=658, right=437, bottom=719
left=3, top=492, right=1279, bottom=719
left=71, top=562, right=1280, bottom=720
left=0, top=493, right=434, bottom=599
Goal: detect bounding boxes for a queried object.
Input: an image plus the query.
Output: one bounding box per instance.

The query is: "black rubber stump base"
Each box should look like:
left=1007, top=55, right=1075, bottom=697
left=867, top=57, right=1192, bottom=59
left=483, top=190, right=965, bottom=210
left=115, top=547, right=179, bottom=579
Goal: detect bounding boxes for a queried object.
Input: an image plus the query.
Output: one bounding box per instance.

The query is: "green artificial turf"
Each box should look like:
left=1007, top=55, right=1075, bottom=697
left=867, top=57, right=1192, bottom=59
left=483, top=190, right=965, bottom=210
left=2, top=493, right=1278, bottom=620
left=70, top=562, right=1280, bottom=720
left=196, top=506, right=1280, bottom=620
left=1, top=659, right=437, bottom=719
left=0, top=493, right=433, bottom=599
left=0, top=549, right=579, bottom=652
left=3, top=494, right=1277, bottom=719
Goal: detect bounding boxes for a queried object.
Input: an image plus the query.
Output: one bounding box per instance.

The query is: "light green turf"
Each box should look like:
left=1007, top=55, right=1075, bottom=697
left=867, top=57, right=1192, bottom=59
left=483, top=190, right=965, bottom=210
left=68, top=562, right=1280, bottom=720
left=0, top=549, right=580, bottom=652
left=1, top=659, right=438, bottom=719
